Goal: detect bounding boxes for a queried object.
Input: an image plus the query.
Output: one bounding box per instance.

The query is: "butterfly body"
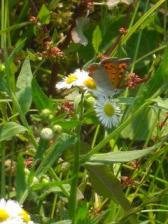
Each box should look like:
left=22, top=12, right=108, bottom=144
left=88, top=57, right=130, bottom=90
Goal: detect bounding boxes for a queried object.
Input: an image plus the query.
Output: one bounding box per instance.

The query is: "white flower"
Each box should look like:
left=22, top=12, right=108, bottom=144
left=55, top=69, right=89, bottom=89
left=0, top=199, right=34, bottom=224
left=0, top=199, right=21, bottom=221
left=0, top=217, right=25, bottom=224
left=55, top=73, right=78, bottom=89
left=74, top=69, right=90, bottom=87
left=94, top=97, right=122, bottom=128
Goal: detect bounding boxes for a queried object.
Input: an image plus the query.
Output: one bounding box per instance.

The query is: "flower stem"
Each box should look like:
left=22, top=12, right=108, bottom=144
left=69, top=92, right=84, bottom=223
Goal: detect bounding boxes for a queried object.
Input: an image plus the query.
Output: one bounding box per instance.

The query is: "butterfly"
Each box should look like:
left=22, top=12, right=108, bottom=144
left=87, top=57, right=131, bottom=91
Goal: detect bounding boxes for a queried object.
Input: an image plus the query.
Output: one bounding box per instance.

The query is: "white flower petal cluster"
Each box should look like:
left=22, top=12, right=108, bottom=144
left=0, top=199, right=35, bottom=224
left=94, top=97, right=122, bottom=129
left=55, top=69, right=90, bottom=89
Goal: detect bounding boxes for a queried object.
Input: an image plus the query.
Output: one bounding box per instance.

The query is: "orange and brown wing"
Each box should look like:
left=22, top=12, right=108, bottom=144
left=101, top=59, right=130, bottom=88
left=101, top=61, right=121, bottom=88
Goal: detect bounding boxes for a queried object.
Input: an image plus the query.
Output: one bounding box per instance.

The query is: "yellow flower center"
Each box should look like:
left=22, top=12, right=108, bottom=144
left=65, top=74, right=77, bottom=84
left=0, top=209, right=9, bottom=221
left=104, top=103, right=115, bottom=116
left=20, top=209, right=31, bottom=223
left=84, top=77, right=97, bottom=89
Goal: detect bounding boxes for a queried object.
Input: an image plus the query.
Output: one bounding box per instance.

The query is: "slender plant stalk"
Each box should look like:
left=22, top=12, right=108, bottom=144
left=0, top=143, right=5, bottom=197
left=130, top=0, right=150, bottom=72
left=91, top=125, right=100, bottom=148
left=0, top=0, right=9, bottom=198
left=69, top=92, right=84, bottom=223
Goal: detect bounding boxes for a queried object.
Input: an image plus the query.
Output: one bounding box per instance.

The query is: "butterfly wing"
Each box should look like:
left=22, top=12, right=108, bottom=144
left=88, top=58, right=131, bottom=92
left=88, top=63, right=115, bottom=91
left=101, top=58, right=131, bottom=88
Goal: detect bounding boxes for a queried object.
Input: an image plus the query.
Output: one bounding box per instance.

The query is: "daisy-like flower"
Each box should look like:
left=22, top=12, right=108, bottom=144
left=94, top=97, right=122, bottom=128
left=0, top=199, right=34, bottom=224
left=55, top=69, right=89, bottom=89
left=0, top=217, right=24, bottom=224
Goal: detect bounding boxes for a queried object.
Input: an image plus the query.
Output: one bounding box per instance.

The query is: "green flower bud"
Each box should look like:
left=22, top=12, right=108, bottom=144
left=40, top=128, right=54, bottom=140
left=0, top=64, right=5, bottom=72
left=41, top=108, right=51, bottom=117
left=53, top=124, right=62, bottom=134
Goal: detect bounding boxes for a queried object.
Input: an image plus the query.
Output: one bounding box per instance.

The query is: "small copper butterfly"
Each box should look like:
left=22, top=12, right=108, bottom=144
left=87, top=57, right=131, bottom=90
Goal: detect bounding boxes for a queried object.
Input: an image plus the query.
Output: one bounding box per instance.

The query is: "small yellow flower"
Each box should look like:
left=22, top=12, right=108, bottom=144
left=83, top=77, right=97, bottom=89
left=104, top=103, right=115, bottom=116
left=0, top=209, right=9, bottom=221
left=56, top=69, right=89, bottom=89
left=65, top=74, right=78, bottom=84
left=19, top=209, right=31, bottom=223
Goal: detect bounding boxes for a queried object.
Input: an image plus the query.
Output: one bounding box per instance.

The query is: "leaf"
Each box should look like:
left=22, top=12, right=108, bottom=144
left=55, top=119, right=80, bottom=130
left=32, top=79, right=53, bottom=110
left=152, top=97, right=168, bottom=110
left=55, top=221, right=71, bottom=224
left=122, top=48, right=168, bottom=140
left=36, top=133, right=77, bottom=177
left=38, top=4, right=50, bottom=24
left=121, top=107, right=158, bottom=140
left=0, top=122, right=26, bottom=142
left=0, top=75, right=8, bottom=93
left=87, top=166, right=131, bottom=211
left=71, top=17, right=89, bottom=46
left=16, top=58, right=33, bottom=114
left=16, top=154, right=26, bottom=201
left=92, top=26, right=102, bottom=53
left=86, top=145, right=157, bottom=165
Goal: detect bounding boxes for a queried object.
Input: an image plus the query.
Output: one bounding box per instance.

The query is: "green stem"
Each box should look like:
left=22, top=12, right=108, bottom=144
left=0, top=143, right=5, bottom=197
left=91, top=125, right=100, bottom=149
left=69, top=92, right=84, bottom=223
left=130, top=0, right=150, bottom=72
left=134, top=44, right=167, bottom=64
left=0, top=0, right=9, bottom=198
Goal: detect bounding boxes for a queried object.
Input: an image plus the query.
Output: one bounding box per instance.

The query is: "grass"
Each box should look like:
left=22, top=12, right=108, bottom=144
left=0, top=0, right=168, bottom=223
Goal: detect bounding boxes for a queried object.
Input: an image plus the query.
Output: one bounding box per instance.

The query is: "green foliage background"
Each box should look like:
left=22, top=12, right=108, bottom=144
left=0, top=0, right=168, bottom=223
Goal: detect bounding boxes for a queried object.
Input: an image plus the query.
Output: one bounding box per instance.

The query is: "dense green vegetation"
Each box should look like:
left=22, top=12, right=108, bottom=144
left=0, top=0, right=168, bottom=223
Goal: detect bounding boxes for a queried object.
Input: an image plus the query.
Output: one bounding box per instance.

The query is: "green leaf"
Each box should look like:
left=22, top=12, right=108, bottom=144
left=36, top=133, right=77, bottom=176
left=152, top=97, right=168, bottom=110
left=0, top=75, right=8, bottom=93
left=16, top=154, right=26, bottom=201
left=92, top=26, right=102, bottom=53
left=32, top=79, right=53, bottom=110
left=16, top=58, right=33, bottom=114
left=122, top=48, right=168, bottom=140
left=55, top=221, right=71, bottom=224
left=122, top=107, right=158, bottom=140
left=56, top=119, right=80, bottom=130
left=0, top=122, right=26, bottom=142
left=87, top=166, right=131, bottom=211
left=86, top=145, right=157, bottom=165
left=38, top=4, right=50, bottom=24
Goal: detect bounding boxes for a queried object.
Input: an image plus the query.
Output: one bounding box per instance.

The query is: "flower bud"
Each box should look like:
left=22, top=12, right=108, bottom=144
left=53, top=124, right=62, bottom=134
left=40, top=128, right=54, bottom=140
left=41, top=108, right=51, bottom=117
left=0, top=64, right=5, bottom=71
